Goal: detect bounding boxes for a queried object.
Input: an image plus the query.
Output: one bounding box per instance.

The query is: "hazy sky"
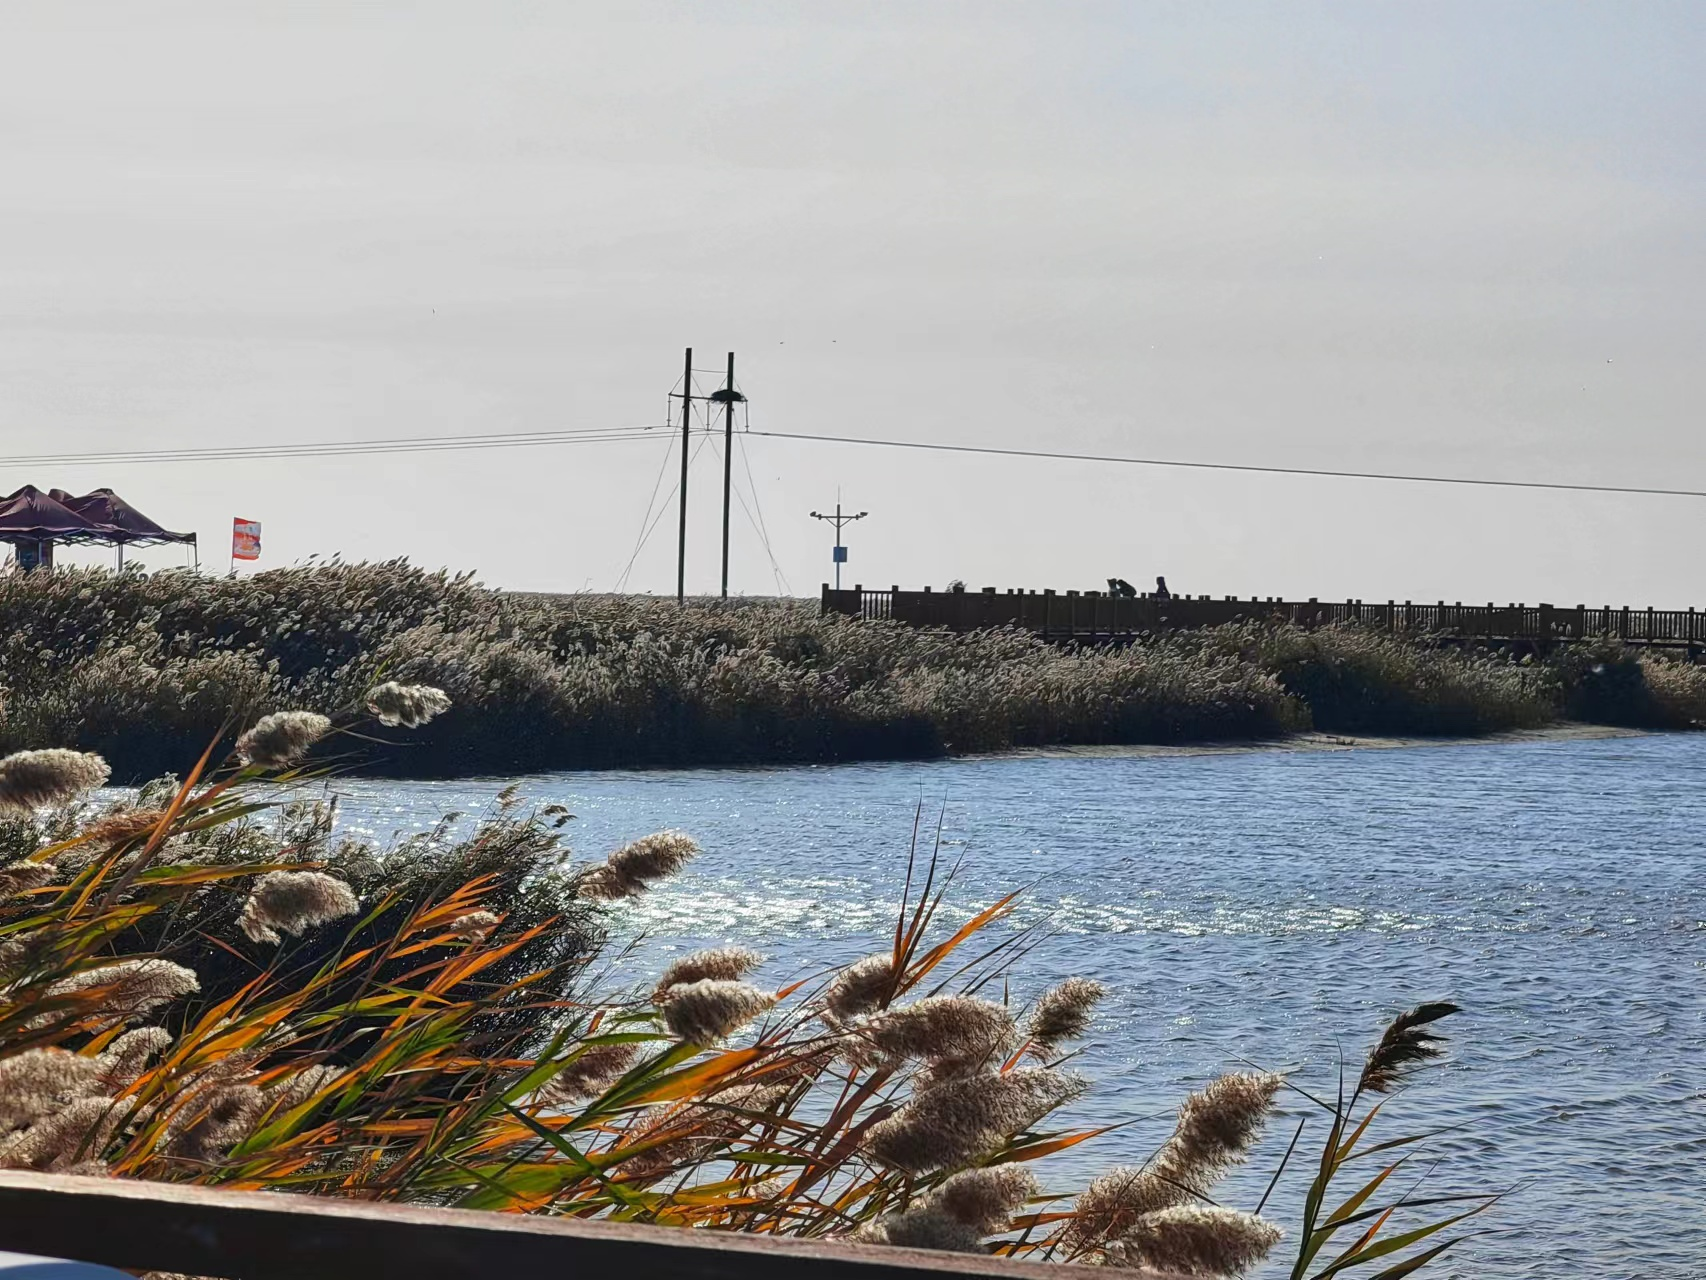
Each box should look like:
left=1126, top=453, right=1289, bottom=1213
left=4, top=2, right=1704, bottom=604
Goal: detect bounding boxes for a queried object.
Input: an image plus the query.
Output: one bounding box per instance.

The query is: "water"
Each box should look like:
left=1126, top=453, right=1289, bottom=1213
left=329, top=733, right=1706, bottom=1279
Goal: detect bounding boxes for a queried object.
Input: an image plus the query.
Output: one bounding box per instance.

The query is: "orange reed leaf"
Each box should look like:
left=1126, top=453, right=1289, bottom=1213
left=140, top=862, right=304, bottom=889
left=830, top=1173, right=890, bottom=1214
left=1339, top=1204, right=1396, bottom=1262
left=637, top=1046, right=768, bottom=1105
left=998, top=1124, right=1116, bottom=1163
left=1333, top=1100, right=1385, bottom=1166
left=360, top=1119, right=443, bottom=1137
left=901, top=892, right=1020, bottom=990
left=91, top=732, right=220, bottom=913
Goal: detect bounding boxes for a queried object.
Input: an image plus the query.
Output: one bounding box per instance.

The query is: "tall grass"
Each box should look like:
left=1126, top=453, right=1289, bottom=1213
left=0, top=562, right=1688, bottom=780
left=1208, top=625, right=1556, bottom=737
left=0, top=712, right=1491, bottom=1275
left=0, top=564, right=1304, bottom=777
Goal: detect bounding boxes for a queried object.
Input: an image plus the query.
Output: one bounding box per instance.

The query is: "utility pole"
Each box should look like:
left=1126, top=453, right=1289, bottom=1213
left=714, top=352, right=741, bottom=598
left=669, top=347, right=745, bottom=602
left=810, top=502, right=867, bottom=592
left=676, top=347, right=692, bottom=604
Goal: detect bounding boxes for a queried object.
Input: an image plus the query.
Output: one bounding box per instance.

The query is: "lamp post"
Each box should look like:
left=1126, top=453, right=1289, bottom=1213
left=809, top=503, right=867, bottom=592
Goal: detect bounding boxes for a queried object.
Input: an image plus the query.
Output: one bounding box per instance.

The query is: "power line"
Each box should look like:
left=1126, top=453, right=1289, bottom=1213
left=747, top=430, right=1706, bottom=501
left=614, top=431, right=680, bottom=594
left=736, top=432, right=791, bottom=596
left=11, top=415, right=1705, bottom=503
left=0, top=424, right=667, bottom=468
left=709, top=435, right=792, bottom=597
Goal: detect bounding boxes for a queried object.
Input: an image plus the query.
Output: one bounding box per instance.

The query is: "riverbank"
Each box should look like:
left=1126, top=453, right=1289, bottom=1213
left=997, top=720, right=1650, bottom=762
left=0, top=561, right=1701, bottom=780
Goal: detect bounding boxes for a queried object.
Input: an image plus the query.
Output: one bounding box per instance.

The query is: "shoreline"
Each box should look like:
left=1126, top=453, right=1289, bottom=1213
left=978, top=721, right=1653, bottom=764
left=333, top=723, right=1661, bottom=785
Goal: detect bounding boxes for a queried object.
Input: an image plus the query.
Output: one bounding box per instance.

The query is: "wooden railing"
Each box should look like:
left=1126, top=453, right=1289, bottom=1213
left=0, top=1172, right=1128, bottom=1280
left=823, top=585, right=1706, bottom=649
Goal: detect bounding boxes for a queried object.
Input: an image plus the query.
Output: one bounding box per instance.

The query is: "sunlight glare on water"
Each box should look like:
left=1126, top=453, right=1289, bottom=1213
left=331, top=734, right=1706, bottom=1279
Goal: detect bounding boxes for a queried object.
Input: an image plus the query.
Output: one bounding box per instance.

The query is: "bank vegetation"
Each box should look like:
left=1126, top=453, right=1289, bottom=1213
left=0, top=562, right=1699, bottom=779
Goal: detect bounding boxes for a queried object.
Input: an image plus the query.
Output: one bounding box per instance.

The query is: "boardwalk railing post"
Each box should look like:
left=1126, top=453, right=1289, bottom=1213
left=825, top=585, right=1702, bottom=651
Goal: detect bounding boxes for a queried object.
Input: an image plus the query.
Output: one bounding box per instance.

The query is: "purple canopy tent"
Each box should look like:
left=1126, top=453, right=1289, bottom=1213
left=0, top=486, right=196, bottom=571
left=50, top=489, right=194, bottom=547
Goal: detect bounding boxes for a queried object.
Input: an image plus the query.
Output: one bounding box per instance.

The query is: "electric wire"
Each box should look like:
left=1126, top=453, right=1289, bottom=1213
left=617, top=476, right=683, bottom=593
left=0, top=425, right=666, bottom=468
left=709, top=437, right=792, bottom=597
left=616, top=427, right=715, bottom=594
left=613, top=431, right=680, bottom=593
left=15, top=415, right=1700, bottom=502
left=734, top=432, right=792, bottom=595
left=744, top=430, right=1706, bottom=501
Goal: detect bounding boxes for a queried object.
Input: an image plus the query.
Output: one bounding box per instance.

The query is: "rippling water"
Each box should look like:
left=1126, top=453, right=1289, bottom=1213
left=330, top=733, right=1706, bottom=1279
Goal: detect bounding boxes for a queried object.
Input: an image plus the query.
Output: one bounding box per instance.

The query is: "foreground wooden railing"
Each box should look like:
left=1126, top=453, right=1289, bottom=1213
left=824, top=584, right=1706, bottom=649
left=0, top=1172, right=1127, bottom=1280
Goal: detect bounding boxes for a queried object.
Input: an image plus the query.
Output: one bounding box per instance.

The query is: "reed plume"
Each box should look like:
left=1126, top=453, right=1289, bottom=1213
left=930, top=1164, right=1038, bottom=1234
left=861, top=995, right=1019, bottom=1067
left=80, top=807, right=169, bottom=847
left=579, top=831, right=699, bottom=900
left=165, top=1084, right=268, bottom=1165
left=825, top=952, right=896, bottom=1019
left=42, top=959, right=200, bottom=1027
left=262, top=1064, right=346, bottom=1115
left=0, top=1048, right=106, bottom=1129
left=864, top=1207, right=986, bottom=1253
left=0, top=860, right=56, bottom=900
left=0, top=1095, right=124, bottom=1173
left=653, top=946, right=764, bottom=1001
left=1105, top=1204, right=1280, bottom=1276
left=1027, top=977, right=1104, bottom=1050
left=1065, top=1166, right=1190, bottom=1251
left=1163, top=1072, right=1282, bottom=1192
left=365, top=682, right=453, bottom=728
left=1359, top=1002, right=1461, bottom=1094
left=448, top=910, right=500, bottom=942
left=238, top=870, right=359, bottom=944
left=865, top=1068, right=1085, bottom=1174
left=97, top=1027, right=173, bottom=1089
left=617, top=1083, right=790, bottom=1179
left=659, top=979, right=775, bottom=1044
left=0, top=749, right=110, bottom=812
left=540, top=1042, right=640, bottom=1104
left=235, top=711, right=332, bottom=768
left=1063, top=1072, right=1280, bottom=1253
left=864, top=1166, right=1039, bottom=1252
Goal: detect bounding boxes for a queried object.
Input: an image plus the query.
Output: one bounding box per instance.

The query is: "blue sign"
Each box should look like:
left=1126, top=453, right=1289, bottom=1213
left=832, top=546, right=848, bottom=563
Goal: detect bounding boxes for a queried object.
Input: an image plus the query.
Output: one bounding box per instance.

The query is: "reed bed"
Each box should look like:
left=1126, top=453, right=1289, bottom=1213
left=0, top=702, right=1491, bottom=1277
left=0, top=562, right=1689, bottom=779
left=1207, top=624, right=1557, bottom=737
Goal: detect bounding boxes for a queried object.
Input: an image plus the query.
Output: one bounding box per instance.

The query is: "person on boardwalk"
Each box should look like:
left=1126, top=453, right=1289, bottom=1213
left=1154, top=575, right=1172, bottom=601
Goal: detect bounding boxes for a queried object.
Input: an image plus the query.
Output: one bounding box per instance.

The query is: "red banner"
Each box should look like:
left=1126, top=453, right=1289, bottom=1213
left=232, top=518, right=261, bottom=561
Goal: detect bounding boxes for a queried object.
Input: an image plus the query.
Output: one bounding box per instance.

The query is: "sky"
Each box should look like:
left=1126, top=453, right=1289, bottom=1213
left=3, top=1, right=1705, bottom=605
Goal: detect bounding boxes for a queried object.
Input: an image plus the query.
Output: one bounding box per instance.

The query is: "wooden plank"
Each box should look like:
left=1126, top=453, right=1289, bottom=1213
left=0, top=1173, right=1133, bottom=1280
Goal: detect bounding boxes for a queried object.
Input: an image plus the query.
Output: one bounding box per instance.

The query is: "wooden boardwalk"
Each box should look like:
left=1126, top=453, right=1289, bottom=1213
left=823, top=584, right=1706, bottom=650
left=0, top=1172, right=1143, bottom=1280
